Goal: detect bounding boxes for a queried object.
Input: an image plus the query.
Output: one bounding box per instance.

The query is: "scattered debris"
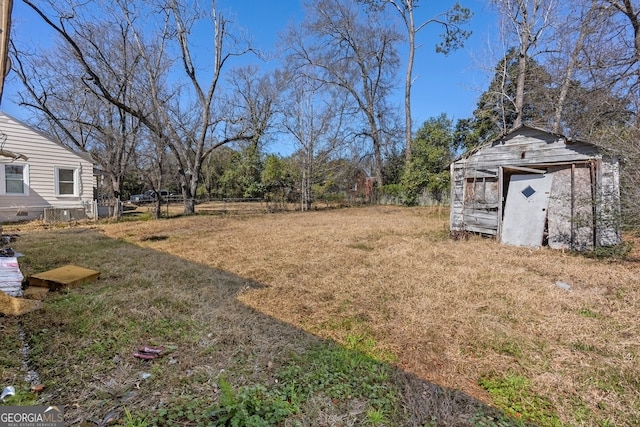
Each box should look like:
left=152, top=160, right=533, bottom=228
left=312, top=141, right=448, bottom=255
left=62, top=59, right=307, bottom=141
left=1, top=233, right=19, bottom=245
left=0, top=290, right=42, bottom=316
left=139, top=372, right=152, bottom=380
left=0, top=386, right=15, bottom=401
left=0, top=233, right=20, bottom=258
left=555, top=280, right=571, bottom=291
left=0, top=257, right=24, bottom=297
left=133, top=346, right=165, bottom=360
left=0, top=247, right=15, bottom=257
left=0, top=234, right=42, bottom=316
left=100, top=409, right=121, bottom=426
left=19, top=327, right=41, bottom=386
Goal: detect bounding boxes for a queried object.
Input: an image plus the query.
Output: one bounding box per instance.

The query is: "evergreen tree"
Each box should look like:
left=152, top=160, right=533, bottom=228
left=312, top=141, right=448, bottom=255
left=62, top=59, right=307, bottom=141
left=401, top=114, right=454, bottom=205
left=471, top=48, right=553, bottom=144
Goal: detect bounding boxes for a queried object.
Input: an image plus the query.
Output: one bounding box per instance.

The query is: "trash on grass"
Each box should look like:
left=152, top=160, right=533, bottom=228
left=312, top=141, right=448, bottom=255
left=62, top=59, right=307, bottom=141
left=0, top=257, right=24, bottom=297
left=1, top=386, right=15, bottom=401
left=133, top=345, right=165, bottom=360
left=0, top=290, right=42, bottom=316
left=555, top=280, right=571, bottom=291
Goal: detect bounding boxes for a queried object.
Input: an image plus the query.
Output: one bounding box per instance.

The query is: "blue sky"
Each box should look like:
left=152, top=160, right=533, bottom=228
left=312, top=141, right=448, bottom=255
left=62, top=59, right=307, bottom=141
left=3, top=0, right=500, bottom=152
left=217, top=0, right=499, bottom=125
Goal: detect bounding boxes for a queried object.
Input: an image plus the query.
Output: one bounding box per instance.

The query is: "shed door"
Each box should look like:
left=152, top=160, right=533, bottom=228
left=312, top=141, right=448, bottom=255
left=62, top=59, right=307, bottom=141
left=501, top=174, right=554, bottom=247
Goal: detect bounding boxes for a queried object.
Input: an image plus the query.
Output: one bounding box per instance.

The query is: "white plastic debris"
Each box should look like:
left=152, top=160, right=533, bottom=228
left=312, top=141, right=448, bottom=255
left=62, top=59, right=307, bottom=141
left=1, top=386, right=15, bottom=401
left=555, top=281, right=571, bottom=291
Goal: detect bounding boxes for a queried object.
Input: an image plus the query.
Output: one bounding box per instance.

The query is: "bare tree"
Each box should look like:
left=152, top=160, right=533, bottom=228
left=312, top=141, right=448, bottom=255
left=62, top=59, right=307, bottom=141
left=549, top=1, right=600, bottom=133
left=604, top=0, right=640, bottom=73
left=582, top=0, right=640, bottom=227
left=122, top=0, right=258, bottom=214
left=587, top=1, right=640, bottom=116
left=283, top=0, right=402, bottom=188
left=281, top=78, right=350, bottom=210
left=359, top=0, right=472, bottom=162
left=491, top=0, right=558, bottom=130
left=9, top=18, right=146, bottom=217
left=17, top=0, right=257, bottom=215
left=223, top=66, right=284, bottom=197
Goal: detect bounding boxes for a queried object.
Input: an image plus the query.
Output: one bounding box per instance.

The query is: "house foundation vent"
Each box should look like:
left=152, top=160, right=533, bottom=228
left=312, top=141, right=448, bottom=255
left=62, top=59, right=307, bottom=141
left=44, top=208, right=88, bottom=223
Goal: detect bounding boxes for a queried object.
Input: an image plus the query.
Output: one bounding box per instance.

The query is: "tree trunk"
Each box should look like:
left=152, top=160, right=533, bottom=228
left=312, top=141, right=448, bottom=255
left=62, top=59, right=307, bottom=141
left=110, top=175, right=122, bottom=219
left=553, top=1, right=596, bottom=133
left=513, top=45, right=527, bottom=130
left=180, top=172, right=198, bottom=215
left=404, top=1, right=415, bottom=163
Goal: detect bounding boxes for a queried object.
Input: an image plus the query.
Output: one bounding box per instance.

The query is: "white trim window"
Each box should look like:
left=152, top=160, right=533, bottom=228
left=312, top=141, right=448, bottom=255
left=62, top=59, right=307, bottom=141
left=56, top=167, right=78, bottom=196
left=1, top=163, right=29, bottom=195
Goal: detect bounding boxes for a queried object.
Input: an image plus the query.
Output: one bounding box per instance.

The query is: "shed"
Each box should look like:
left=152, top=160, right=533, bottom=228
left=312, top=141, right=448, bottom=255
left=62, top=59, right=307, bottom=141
left=449, top=125, right=621, bottom=250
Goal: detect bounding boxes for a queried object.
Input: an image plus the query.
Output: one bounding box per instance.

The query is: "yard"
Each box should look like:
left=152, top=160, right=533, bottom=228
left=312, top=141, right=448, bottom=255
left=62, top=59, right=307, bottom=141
left=1, top=206, right=639, bottom=426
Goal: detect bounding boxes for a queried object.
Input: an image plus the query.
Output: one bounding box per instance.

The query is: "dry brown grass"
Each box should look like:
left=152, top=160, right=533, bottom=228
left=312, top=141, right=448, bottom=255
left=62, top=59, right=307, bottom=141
left=94, top=205, right=640, bottom=425
left=3, top=205, right=639, bottom=425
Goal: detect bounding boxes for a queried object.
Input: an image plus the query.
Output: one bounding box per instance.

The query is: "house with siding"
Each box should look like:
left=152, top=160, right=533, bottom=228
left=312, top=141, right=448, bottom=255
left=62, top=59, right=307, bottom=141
left=450, top=125, right=621, bottom=250
left=0, top=111, right=96, bottom=223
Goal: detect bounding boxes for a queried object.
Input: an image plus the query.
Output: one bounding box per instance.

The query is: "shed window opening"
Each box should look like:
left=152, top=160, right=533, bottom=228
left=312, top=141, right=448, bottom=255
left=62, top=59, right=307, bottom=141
left=465, top=177, right=487, bottom=203
left=58, top=168, right=76, bottom=195
left=5, top=165, right=25, bottom=194
left=465, top=176, right=499, bottom=209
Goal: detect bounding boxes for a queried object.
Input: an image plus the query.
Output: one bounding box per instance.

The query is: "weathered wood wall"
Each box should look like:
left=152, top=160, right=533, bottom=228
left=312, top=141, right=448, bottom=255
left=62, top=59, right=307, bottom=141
left=450, top=126, right=621, bottom=248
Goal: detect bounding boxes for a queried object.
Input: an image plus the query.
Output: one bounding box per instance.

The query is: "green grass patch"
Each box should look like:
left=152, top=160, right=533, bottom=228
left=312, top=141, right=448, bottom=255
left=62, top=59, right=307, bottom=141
left=577, top=307, right=600, bottom=318
left=144, top=394, right=217, bottom=426
left=0, top=386, right=38, bottom=407
left=570, top=340, right=597, bottom=353
left=136, top=341, right=400, bottom=426
left=479, top=372, right=561, bottom=427
left=347, top=242, right=375, bottom=251
left=277, top=342, right=399, bottom=422
left=491, top=337, right=524, bottom=358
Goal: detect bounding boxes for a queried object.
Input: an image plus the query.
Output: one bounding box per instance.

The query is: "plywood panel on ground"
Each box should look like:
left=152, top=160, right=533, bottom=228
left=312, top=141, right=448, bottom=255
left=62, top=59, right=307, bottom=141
left=27, top=265, right=100, bottom=290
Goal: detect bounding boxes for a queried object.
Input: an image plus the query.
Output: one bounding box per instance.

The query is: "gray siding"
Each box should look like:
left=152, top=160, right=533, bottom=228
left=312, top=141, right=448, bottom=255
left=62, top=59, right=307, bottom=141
left=0, top=112, right=95, bottom=222
left=450, top=126, right=621, bottom=248
left=596, top=158, right=621, bottom=246
left=456, top=127, right=599, bottom=173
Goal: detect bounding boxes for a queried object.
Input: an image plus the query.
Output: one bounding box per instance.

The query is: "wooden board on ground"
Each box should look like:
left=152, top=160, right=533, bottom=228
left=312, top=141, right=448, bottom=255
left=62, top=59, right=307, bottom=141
left=0, top=291, right=42, bottom=316
left=28, top=265, right=100, bottom=290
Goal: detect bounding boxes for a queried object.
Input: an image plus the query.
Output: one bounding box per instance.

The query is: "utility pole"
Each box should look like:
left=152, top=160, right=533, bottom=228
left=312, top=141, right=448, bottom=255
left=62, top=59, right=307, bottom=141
left=0, top=0, right=13, bottom=104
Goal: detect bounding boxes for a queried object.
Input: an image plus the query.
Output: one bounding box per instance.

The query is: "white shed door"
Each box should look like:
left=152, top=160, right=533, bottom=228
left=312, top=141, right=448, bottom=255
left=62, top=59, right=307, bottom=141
left=501, top=174, right=554, bottom=247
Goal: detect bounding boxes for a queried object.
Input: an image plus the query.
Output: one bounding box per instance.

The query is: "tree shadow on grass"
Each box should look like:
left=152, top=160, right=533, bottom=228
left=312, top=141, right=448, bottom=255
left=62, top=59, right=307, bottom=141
left=4, top=228, right=523, bottom=426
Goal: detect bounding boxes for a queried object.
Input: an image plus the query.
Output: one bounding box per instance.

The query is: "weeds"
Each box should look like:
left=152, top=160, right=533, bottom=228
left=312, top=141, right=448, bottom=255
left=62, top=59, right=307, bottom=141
left=491, top=337, right=523, bottom=358
left=366, top=408, right=388, bottom=425
left=146, top=395, right=216, bottom=426
left=140, top=342, right=398, bottom=426
left=583, top=241, right=633, bottom=259
left=277, top=343, right=398, bottom=423
left=123, top=407, right=148, bottom=427
left=209, top=378, right=298, bottom=426
left=478, top=372, right=561, bottom=426
left=577, top=307, right=599, bottom=318
left=348, top=242, right=375, bottom=251
left=0, top=386, right=38, bottom=406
